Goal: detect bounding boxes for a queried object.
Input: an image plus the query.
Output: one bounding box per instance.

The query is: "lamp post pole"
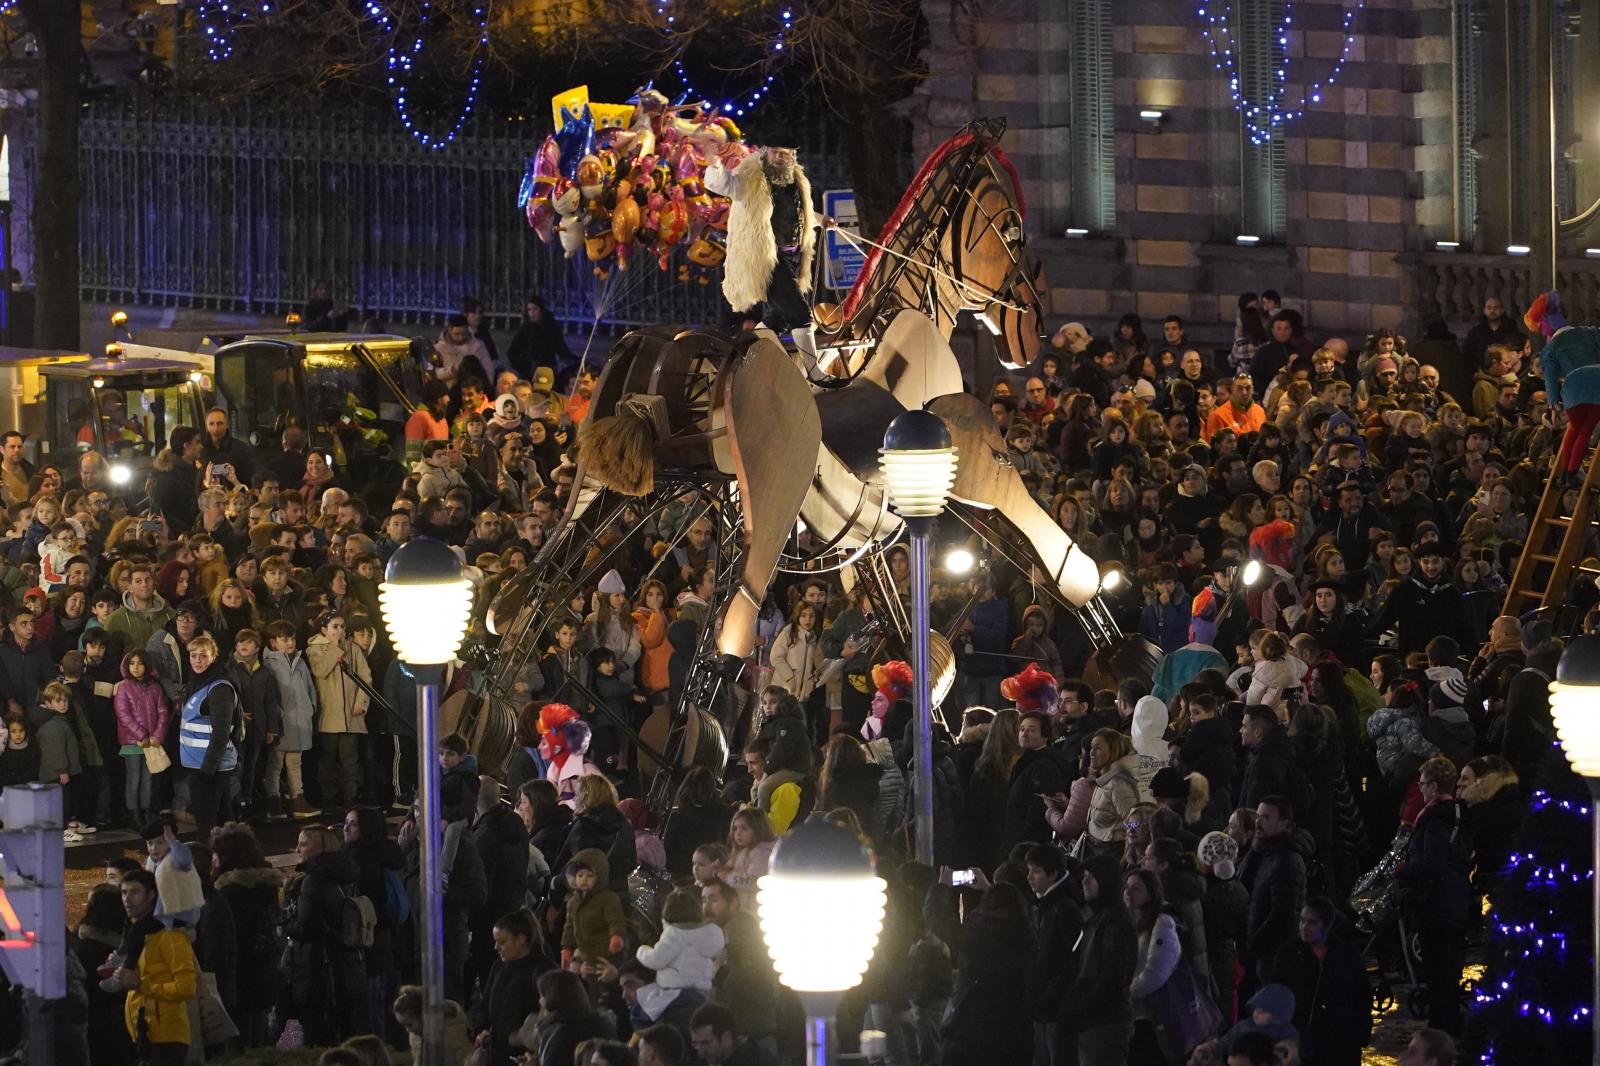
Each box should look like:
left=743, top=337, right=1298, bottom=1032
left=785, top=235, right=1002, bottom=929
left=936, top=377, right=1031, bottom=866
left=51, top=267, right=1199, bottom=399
left=414, top=663, right=446, bottom=1066
left=378, top=537, right=472, bottom=1066
left=906, top=515, right=936, bottom=865
left=880, top=409, right=958, bottom=868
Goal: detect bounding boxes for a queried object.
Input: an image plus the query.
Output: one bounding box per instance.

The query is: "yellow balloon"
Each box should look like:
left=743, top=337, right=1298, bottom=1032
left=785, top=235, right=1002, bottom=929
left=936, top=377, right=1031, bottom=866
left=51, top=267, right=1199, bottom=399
left=612, top=197, right=641, bottom=245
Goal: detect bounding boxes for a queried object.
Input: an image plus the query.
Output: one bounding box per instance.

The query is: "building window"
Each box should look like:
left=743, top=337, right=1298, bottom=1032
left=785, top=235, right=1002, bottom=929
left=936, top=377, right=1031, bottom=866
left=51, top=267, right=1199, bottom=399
left=1236, top=0, right=1287, bottom=241
left=1067, top=0, right=1115, bottom=233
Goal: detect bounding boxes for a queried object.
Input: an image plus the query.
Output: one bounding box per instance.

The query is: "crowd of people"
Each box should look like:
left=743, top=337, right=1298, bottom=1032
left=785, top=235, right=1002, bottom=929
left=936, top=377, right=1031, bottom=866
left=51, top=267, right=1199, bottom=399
left=0, top=286, right=1579, bottom=1066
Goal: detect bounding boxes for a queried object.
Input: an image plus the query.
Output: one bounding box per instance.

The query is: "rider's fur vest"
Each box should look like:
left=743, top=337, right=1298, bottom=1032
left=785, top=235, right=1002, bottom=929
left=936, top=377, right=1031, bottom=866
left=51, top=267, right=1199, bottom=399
left=721, top=152, right=817, bottom=314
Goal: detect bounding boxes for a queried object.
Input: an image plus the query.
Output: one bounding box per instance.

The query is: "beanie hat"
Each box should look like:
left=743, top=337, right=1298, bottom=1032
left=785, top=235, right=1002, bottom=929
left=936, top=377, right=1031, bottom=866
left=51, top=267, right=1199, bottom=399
left=597, top=569, right=626, bottom=596
left=1248, top=983, right=1297, bottom=1023
left=1431, top=676, right=1469, bottom=709
left=1198, top=830, right=1239, bottom=880
left=1150, top=767, right=1190, bottom=802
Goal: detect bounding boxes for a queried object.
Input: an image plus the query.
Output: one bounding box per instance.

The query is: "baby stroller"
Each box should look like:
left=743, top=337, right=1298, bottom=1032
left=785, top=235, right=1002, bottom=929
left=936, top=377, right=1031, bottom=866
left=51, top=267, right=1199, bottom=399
left=1348, top=826, right=1430, bottom=1020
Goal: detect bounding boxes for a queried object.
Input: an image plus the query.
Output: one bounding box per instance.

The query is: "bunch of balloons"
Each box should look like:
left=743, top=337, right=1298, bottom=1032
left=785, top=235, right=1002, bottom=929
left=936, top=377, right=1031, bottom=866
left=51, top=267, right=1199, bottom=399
left=518, top=88, right=755, bottom=281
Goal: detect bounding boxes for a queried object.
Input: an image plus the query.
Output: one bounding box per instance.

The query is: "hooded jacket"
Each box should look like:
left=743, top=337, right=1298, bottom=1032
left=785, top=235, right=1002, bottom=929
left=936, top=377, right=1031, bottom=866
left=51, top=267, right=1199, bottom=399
left=114, top=653, right=171, bottom=747
left=105, top=590, right=175, bottom=654
left=1367, top=702, right=1438, bottom=778
left=122, top=924, right=198, bottom=1046
left=561, top=846, right=628, bottom=957
left=1130, top=696, right=1170, bottom=801
left=1060, top=855, right=1139, bottom=1029
left=1460, top=768, right=1522, bottom=894
left=214, top=865, right=285, bottom=1010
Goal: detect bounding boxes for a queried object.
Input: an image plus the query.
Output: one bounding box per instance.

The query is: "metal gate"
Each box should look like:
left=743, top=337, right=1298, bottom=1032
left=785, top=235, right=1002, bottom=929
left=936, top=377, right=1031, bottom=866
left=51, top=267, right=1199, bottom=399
left=44, top=99, right=856, bottom=330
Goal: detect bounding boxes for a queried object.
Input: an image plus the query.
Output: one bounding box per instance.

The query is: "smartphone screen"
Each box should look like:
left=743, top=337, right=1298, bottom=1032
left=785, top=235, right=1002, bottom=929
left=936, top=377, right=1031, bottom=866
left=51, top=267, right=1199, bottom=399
left=952, top=868, right=976, bottom=886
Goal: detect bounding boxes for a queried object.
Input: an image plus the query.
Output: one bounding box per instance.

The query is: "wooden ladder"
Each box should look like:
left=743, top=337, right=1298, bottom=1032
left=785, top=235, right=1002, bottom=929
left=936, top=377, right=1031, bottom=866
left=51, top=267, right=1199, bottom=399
left=1503, top=437, right=1600, bottom=615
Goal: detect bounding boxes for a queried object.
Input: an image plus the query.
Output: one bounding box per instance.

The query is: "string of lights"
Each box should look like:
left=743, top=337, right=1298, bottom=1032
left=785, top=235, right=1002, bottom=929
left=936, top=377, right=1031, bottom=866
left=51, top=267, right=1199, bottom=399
left=197, top=0, right=274, bottom=63
left=653, top=1, right=790, bottom=119
left=380, top=1, right=490, bottom=151
left=1468, top=786, right=1594, bottom=1053
left=1197, top=0, right=1363, bottom=145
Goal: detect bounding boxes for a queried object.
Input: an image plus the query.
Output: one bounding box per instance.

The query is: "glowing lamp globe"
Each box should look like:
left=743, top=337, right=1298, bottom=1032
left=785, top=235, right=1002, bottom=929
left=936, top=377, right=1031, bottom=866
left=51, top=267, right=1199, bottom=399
left=1240, top=559, right=1264, bottom=587
left=880, top=410, right=958, bottom=519
left=1549, top=634, right=1600, bottom=777
left=379, top=537, right=472, bottom=665
left=758, top=819, right=886, bottom=994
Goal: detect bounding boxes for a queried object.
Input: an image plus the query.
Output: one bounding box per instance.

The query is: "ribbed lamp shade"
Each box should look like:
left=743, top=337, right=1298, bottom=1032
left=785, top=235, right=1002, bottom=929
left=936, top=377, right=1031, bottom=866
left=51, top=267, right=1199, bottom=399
left=1550, top=634, right=1600, bottom=776
left=379, top=538, right=473, bottom=665
left=758, top=820, right=886, bottom=993
left=880, top=410, right=958, bottom=518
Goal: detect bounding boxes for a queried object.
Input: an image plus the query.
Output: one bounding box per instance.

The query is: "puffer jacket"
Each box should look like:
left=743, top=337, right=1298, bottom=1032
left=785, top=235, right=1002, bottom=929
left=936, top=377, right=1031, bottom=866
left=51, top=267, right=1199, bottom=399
left=1397, top=796, right=1474, bottom=926
left=1422, top=706, right=1475, bottom=776
left=113, top=654, right=170, bottom=746
left=284, top=848, right=366, bottom=998
left=1245, top=656, right=1308, bottom=714
left=1367, top=704, right=1438, bottom=778
left=1086, top=754, right=1141, bottom=843
left=561, top=847, right=628, bottom=957
left=1461, top=769, right=1523, bottom=894
left=473, top=803, right=534, bottom=920
left=305, top=634, right=369, bottom=734
left=1239, top=828, right=1314, bottom=963
left=214, top=865, right=285, bottom=1011
left=636, top=919, right=725, bottom=991
left=122, top=925, right=197, bottom=1046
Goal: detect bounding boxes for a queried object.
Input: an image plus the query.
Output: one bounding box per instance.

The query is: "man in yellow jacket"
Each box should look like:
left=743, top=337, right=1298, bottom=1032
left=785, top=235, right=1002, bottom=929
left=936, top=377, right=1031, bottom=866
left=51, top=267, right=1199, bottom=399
left=117, top=869, right=198, bottom=1064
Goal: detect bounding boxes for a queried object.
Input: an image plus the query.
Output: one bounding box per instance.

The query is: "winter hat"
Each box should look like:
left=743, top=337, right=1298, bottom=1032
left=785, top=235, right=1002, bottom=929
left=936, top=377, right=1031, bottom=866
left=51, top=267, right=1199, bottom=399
left=176, top=598, right=209, bottom=623
left=1197, top=830, right=1239, bottom=880
left=617, top=798, right=658, bottom=832
left=1001, top=661, right=1059, bottom=713
left=597, top=569, right=626, bottom=596
left=1524, top=290, right=1569, bottom=339
left=1150, top=767, right=1190, bottom=802
left=1430, top=676, right=1469, bottom=709
left=532, top=367, right=557, bottom=392
left=1131, top=695, right=1170, bottom=759
left=1373, top=356, right=1399, bottom=375
left=1248, top=983, right=1297, bottom=1023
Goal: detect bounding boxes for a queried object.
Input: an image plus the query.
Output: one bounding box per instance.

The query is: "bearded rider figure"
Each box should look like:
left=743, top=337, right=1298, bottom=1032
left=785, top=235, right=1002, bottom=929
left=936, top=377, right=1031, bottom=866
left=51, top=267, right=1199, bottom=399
left=705, top=145, right=821, bottom=373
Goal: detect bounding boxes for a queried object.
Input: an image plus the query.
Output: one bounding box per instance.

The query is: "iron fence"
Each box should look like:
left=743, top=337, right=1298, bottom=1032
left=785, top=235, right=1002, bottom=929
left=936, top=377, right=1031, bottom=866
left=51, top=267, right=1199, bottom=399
left=42, top=98, right=858, bottom=331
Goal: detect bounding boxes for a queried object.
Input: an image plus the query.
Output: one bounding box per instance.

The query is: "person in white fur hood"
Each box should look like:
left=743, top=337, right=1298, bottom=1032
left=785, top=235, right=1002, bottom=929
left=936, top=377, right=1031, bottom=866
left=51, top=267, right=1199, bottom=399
left=703, top=145, right=820, bottom=371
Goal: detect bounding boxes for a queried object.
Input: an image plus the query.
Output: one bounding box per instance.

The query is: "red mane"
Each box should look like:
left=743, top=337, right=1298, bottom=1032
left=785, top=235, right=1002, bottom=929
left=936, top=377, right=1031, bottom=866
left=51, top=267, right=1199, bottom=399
left=838, top=131, right=1026, bottom=321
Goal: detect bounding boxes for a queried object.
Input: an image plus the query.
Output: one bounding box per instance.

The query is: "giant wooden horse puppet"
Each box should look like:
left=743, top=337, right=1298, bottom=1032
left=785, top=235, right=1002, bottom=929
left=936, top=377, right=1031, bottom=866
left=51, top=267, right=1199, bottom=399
left=465, top=119, right=1151, bottom=799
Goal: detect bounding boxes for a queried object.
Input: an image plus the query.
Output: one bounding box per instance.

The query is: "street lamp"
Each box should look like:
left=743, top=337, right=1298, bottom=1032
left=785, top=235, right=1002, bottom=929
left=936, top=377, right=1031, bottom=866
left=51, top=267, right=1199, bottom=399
left=1547, top=633, right=1600, bottom=1061
left=378, top=537, right=472, bottom=1066
left=881, top=409, right=958, bottom=866
left=759, top=819, right=888, bottom=1066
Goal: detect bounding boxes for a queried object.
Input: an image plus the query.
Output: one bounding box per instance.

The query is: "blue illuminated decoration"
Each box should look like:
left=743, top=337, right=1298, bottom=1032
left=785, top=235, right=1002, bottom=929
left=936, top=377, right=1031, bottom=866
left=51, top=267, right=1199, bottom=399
left=1196, top=0, right=1363, bottom=145
left=382, top=2, right=490, bottom=151
left=652, top=1, right=789, bottom=119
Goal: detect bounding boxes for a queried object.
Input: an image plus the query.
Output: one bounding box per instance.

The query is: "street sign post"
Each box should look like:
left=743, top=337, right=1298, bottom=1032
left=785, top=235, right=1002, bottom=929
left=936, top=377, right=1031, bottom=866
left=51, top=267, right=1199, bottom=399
left=821, top=189, right=865, bottom=292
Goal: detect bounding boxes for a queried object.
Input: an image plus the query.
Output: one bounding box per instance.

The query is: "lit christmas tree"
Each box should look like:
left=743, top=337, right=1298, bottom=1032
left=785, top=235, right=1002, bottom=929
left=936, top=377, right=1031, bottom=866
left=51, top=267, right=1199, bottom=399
left=1467, top=764, right=1595, bottom=1065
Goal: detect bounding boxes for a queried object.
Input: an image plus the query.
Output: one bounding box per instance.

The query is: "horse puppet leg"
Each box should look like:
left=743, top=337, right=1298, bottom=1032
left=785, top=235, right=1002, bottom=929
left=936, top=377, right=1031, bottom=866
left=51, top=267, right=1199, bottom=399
left=718, top=340, right=823, bottom=658
left=927, top=391, right=1102, bottom=607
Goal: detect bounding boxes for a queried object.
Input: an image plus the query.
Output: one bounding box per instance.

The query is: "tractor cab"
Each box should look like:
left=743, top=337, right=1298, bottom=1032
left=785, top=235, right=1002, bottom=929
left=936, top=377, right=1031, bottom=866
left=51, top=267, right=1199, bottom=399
left=38, top=357, right=209, bottom=475
left=210, top=332, right=424, bottom=483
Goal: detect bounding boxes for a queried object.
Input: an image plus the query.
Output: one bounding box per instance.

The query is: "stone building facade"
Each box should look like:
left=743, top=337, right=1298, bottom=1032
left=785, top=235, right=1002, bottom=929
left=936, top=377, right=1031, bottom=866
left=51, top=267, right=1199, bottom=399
left=900, top=0, right=1600, bottom=352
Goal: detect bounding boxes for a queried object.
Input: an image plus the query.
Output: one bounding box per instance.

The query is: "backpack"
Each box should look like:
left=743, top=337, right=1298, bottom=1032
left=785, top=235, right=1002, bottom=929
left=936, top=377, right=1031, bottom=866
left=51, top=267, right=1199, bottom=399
left=382, top=868, right=410, bottom=927
left=337, top=884, right=377, bottom=950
